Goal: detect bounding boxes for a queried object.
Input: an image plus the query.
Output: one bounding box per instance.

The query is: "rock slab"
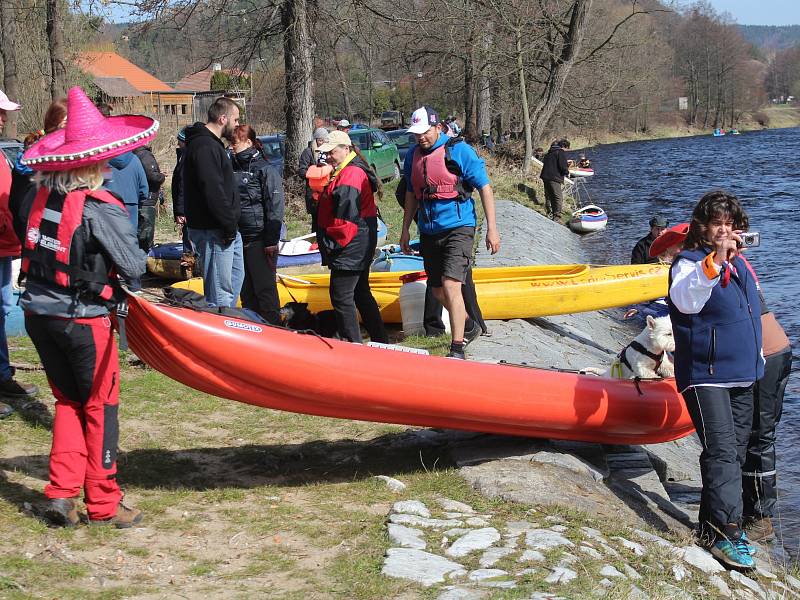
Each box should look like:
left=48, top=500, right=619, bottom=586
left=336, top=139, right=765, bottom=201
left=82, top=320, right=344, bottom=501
left=382, top=548, right=467, bottom=586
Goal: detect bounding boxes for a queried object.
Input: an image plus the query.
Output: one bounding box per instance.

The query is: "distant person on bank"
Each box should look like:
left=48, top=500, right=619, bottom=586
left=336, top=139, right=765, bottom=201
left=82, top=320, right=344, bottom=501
left=539, top=139, right=571, bottom=221
left=668, top=190, right=763, bottom=570
left=183, top=97, right=244, bottom=308
left=631, top=215, right=668, bottom=264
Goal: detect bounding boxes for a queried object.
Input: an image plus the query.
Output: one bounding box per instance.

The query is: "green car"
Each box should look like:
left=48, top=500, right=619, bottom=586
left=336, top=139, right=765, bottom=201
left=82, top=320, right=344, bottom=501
left=348, top=128, right=401, bottom=181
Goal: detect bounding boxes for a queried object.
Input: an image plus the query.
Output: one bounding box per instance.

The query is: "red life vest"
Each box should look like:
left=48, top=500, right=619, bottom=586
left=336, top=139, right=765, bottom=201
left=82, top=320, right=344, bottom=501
left=409, top=139, right=470, bottom=202
left=305, top=164, right=333, bottom=202
left=21, top=187, right=123, bottom=302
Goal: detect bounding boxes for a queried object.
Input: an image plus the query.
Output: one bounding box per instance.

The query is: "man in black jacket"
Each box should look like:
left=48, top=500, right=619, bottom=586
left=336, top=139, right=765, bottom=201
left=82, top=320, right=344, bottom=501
left=631, top=215, right=668, bottom=264
left=183, top=97, right=243, bottom=307
left=132, top=145, right=165, bottom=252
left=539, top=139, right=571, bottom=221
left=297, top=127, right=329, bottom=232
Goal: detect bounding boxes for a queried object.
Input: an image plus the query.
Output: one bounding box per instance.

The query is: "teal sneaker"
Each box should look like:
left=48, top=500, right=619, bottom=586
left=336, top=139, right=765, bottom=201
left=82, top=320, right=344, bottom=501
left=710, top=538, right=754, bottom=569
left=739, top=531, right=758, bottom=556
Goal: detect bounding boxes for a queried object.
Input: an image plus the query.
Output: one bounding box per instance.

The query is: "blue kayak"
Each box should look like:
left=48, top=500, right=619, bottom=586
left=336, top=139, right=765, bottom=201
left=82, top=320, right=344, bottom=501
left=371, top=240, right=424, bottom=272
left=148, top=219, right=389, bottom=278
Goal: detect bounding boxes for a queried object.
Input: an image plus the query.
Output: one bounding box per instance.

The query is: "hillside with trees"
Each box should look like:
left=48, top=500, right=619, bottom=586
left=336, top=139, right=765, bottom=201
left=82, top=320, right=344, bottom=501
left=739, top=25, right=800, bottom=51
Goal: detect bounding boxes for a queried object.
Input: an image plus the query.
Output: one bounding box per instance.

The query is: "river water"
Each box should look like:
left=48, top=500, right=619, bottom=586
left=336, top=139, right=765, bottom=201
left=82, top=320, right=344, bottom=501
left=575, top=127, right=800, bottom=551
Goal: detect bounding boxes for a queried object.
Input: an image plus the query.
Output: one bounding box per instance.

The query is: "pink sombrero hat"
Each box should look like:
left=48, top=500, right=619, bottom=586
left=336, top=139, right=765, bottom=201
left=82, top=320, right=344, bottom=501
left=21, top=86, right=159, bottom=171
left=649, top=222, right=689, bottom=258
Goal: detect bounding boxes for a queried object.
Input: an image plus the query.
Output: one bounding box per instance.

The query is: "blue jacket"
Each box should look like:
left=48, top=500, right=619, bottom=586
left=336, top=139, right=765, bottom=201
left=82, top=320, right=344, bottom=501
left=105, top=152, right=148, bottom=230
left=403, top=133, right=490, bottom=235
left=668, top=247, right=763, bottom=391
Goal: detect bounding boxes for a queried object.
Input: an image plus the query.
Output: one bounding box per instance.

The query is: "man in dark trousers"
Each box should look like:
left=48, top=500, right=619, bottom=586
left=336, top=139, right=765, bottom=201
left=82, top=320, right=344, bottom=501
left=631, top=215, right=668, bottom=264
left=183, top=97, right=243, bottom=307
left=539, top=139, right=571, bottom=221
left=298, top=127, right=329, bottom=232
left=132, top=145, right=165, bottom=252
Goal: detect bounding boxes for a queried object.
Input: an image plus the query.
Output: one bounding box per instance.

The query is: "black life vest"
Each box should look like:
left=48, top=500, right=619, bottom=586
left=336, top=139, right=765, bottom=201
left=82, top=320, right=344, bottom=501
left=21, top=187, right=123, bottom=303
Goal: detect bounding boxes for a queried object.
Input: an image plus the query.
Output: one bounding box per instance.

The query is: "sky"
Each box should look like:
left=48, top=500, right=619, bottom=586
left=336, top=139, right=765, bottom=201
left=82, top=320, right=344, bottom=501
left=99, top=1, right=800, bottom=26
left=704, top=0, right=800, bottom=26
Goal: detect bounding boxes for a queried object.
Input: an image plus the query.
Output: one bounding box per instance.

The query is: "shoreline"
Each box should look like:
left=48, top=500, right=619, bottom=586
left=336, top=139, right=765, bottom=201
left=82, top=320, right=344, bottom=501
left=567, top=105, right=800, bottom=151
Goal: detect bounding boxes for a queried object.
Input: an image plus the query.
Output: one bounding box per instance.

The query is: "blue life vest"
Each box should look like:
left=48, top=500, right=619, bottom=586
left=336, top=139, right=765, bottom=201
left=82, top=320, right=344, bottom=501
left=667, top=247, right=763, bottom=391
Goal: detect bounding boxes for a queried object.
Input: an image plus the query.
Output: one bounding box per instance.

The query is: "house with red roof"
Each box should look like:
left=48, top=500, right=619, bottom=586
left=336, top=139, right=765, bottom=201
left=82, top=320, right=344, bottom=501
left=76, top=51, right=194, bottom=121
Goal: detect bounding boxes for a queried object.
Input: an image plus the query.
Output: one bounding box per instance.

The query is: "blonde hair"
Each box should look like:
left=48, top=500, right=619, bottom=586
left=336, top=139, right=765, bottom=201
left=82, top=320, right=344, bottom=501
left=34, top=163, right=105, bottom=194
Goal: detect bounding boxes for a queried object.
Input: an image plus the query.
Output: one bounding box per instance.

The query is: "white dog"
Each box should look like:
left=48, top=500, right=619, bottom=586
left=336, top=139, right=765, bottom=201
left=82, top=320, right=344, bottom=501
left=588, top=315, right=675, bottom=379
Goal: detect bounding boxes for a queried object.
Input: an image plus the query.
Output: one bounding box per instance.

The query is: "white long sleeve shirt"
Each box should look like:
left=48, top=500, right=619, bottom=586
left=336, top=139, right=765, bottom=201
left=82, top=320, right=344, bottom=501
left=669, top=256, right=758, bottom=391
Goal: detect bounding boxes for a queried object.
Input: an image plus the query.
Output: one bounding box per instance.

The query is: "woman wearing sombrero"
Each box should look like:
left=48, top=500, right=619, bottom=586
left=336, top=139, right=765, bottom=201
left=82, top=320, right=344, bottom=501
left=15, top=87, right=154, bottom=528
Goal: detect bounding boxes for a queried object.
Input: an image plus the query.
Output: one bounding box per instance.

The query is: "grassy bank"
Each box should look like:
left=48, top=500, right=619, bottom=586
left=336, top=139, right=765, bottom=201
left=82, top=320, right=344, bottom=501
left=3, top=336, right=793, bottom=599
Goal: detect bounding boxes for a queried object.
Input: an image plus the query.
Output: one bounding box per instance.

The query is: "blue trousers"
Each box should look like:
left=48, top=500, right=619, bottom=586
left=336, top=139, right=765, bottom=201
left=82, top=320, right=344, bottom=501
left=0, top=257, right=13, bottom=380
left=188, top=229, right=244, bottom=308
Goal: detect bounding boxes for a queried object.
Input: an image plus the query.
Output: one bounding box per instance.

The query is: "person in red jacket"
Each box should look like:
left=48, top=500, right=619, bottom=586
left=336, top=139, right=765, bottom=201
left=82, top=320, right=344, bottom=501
left=0, top=89, right=38, bottom=419
left=315, top=130, right=387, bottom=343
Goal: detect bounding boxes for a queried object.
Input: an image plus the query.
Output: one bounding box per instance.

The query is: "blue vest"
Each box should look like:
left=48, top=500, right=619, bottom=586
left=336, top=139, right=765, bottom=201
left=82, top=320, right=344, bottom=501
left=667, top=247, right=763, bottom=391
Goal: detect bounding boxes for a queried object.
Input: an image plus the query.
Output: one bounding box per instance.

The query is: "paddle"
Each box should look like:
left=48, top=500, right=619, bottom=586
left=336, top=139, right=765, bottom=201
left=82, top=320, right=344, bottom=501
left=276, top=273, right=315, bottom=285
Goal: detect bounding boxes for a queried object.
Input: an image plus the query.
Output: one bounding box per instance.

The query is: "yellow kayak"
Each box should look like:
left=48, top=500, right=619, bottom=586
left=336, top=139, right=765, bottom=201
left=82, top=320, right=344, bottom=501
left=172, top=263, right=668, bottom=322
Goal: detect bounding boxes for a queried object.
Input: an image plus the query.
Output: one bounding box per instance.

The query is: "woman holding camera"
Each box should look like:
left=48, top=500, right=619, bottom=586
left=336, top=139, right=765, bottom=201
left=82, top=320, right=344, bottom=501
left=668, top=190, right=763, bottom=569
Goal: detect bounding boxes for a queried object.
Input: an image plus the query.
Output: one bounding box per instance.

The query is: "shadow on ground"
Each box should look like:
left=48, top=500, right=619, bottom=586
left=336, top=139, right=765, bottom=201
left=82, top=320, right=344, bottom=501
left=0, top=429, right=476, bottom=504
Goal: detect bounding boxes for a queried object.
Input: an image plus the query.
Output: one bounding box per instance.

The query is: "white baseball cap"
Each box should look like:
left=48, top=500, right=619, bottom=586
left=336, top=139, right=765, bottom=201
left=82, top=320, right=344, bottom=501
left=0, top=89, right=21, bottom=111
left=407, top=106, right=442, bottom=134
left=337, top=119, right=351, bottom=128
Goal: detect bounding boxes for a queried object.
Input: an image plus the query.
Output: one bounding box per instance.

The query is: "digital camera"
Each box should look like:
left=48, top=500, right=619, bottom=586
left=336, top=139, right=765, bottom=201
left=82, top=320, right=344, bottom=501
left=739, top=232, right=760, bottom=248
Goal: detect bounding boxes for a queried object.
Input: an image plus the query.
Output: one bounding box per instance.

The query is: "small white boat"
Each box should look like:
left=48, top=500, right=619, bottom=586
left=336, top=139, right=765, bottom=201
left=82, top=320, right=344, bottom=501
left=569, top=204, right=608, bottom=234
left=569, top=167, right=594, bottom=178
left=278, top=233, right=318, bottom=257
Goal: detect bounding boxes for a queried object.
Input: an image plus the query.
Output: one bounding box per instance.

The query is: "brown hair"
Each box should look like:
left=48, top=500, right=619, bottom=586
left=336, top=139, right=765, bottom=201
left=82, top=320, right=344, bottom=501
left=231, top=124, right=264, bottom=152
left=43, top=98, right=67, bottom=134
left=208, top=97, right=241, bottom=123
left=683, top=190, right=750, bottom=250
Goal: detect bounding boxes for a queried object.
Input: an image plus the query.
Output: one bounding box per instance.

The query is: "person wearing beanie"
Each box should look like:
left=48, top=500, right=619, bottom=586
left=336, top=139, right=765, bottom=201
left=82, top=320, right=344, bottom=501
left=631, top=215, right=668, bottom=264
left=539, top=139, right=571, bottom=221
left=298, top=126, right=330, bottom=232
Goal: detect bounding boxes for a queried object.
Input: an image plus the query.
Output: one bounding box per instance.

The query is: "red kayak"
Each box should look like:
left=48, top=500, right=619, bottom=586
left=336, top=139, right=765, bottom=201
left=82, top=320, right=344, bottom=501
left=125, top=295, right=694, bottom=445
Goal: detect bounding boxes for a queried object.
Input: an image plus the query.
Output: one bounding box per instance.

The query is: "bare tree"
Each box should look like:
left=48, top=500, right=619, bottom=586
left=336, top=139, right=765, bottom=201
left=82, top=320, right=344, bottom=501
left=0, top=0, right=20, bottom=137
left=281, top=0, right=314, bottom=175
left=46, top=0, right=68, bottom=100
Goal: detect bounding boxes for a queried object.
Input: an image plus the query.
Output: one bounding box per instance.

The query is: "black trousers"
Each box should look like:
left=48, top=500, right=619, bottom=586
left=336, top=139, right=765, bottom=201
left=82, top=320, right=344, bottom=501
left=240, top=240, right=280, bottom=325
left=743, top=348, right=793, bottom=520
left=137, top=205, right=156, bottom=252
left=423, top=268, right=486, bottom=336
left=329, top=265, right=388, bottom=344
left=682, top=385, right=754, bottom=540
left=543, top=180, right=564, bottom=221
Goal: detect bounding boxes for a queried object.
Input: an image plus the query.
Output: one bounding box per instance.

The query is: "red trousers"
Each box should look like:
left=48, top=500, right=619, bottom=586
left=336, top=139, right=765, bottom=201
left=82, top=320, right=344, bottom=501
left=25, top=314, right=121, bottom=520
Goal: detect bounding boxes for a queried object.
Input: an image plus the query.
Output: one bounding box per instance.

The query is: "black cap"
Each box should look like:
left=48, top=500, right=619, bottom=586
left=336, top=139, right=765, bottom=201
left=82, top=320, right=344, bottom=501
left=649, top=215, right=668, bottom=228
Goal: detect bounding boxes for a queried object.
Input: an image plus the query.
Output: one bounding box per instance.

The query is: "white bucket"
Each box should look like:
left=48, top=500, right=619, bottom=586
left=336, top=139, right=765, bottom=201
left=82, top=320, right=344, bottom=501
left=399, top=272, right=450, bottom=336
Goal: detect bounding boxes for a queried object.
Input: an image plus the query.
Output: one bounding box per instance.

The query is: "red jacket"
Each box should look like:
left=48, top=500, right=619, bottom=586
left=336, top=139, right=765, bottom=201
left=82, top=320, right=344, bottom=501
left=0, top=158, right=21, bottom=258
left=316, top=155, right=379, bottom=271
